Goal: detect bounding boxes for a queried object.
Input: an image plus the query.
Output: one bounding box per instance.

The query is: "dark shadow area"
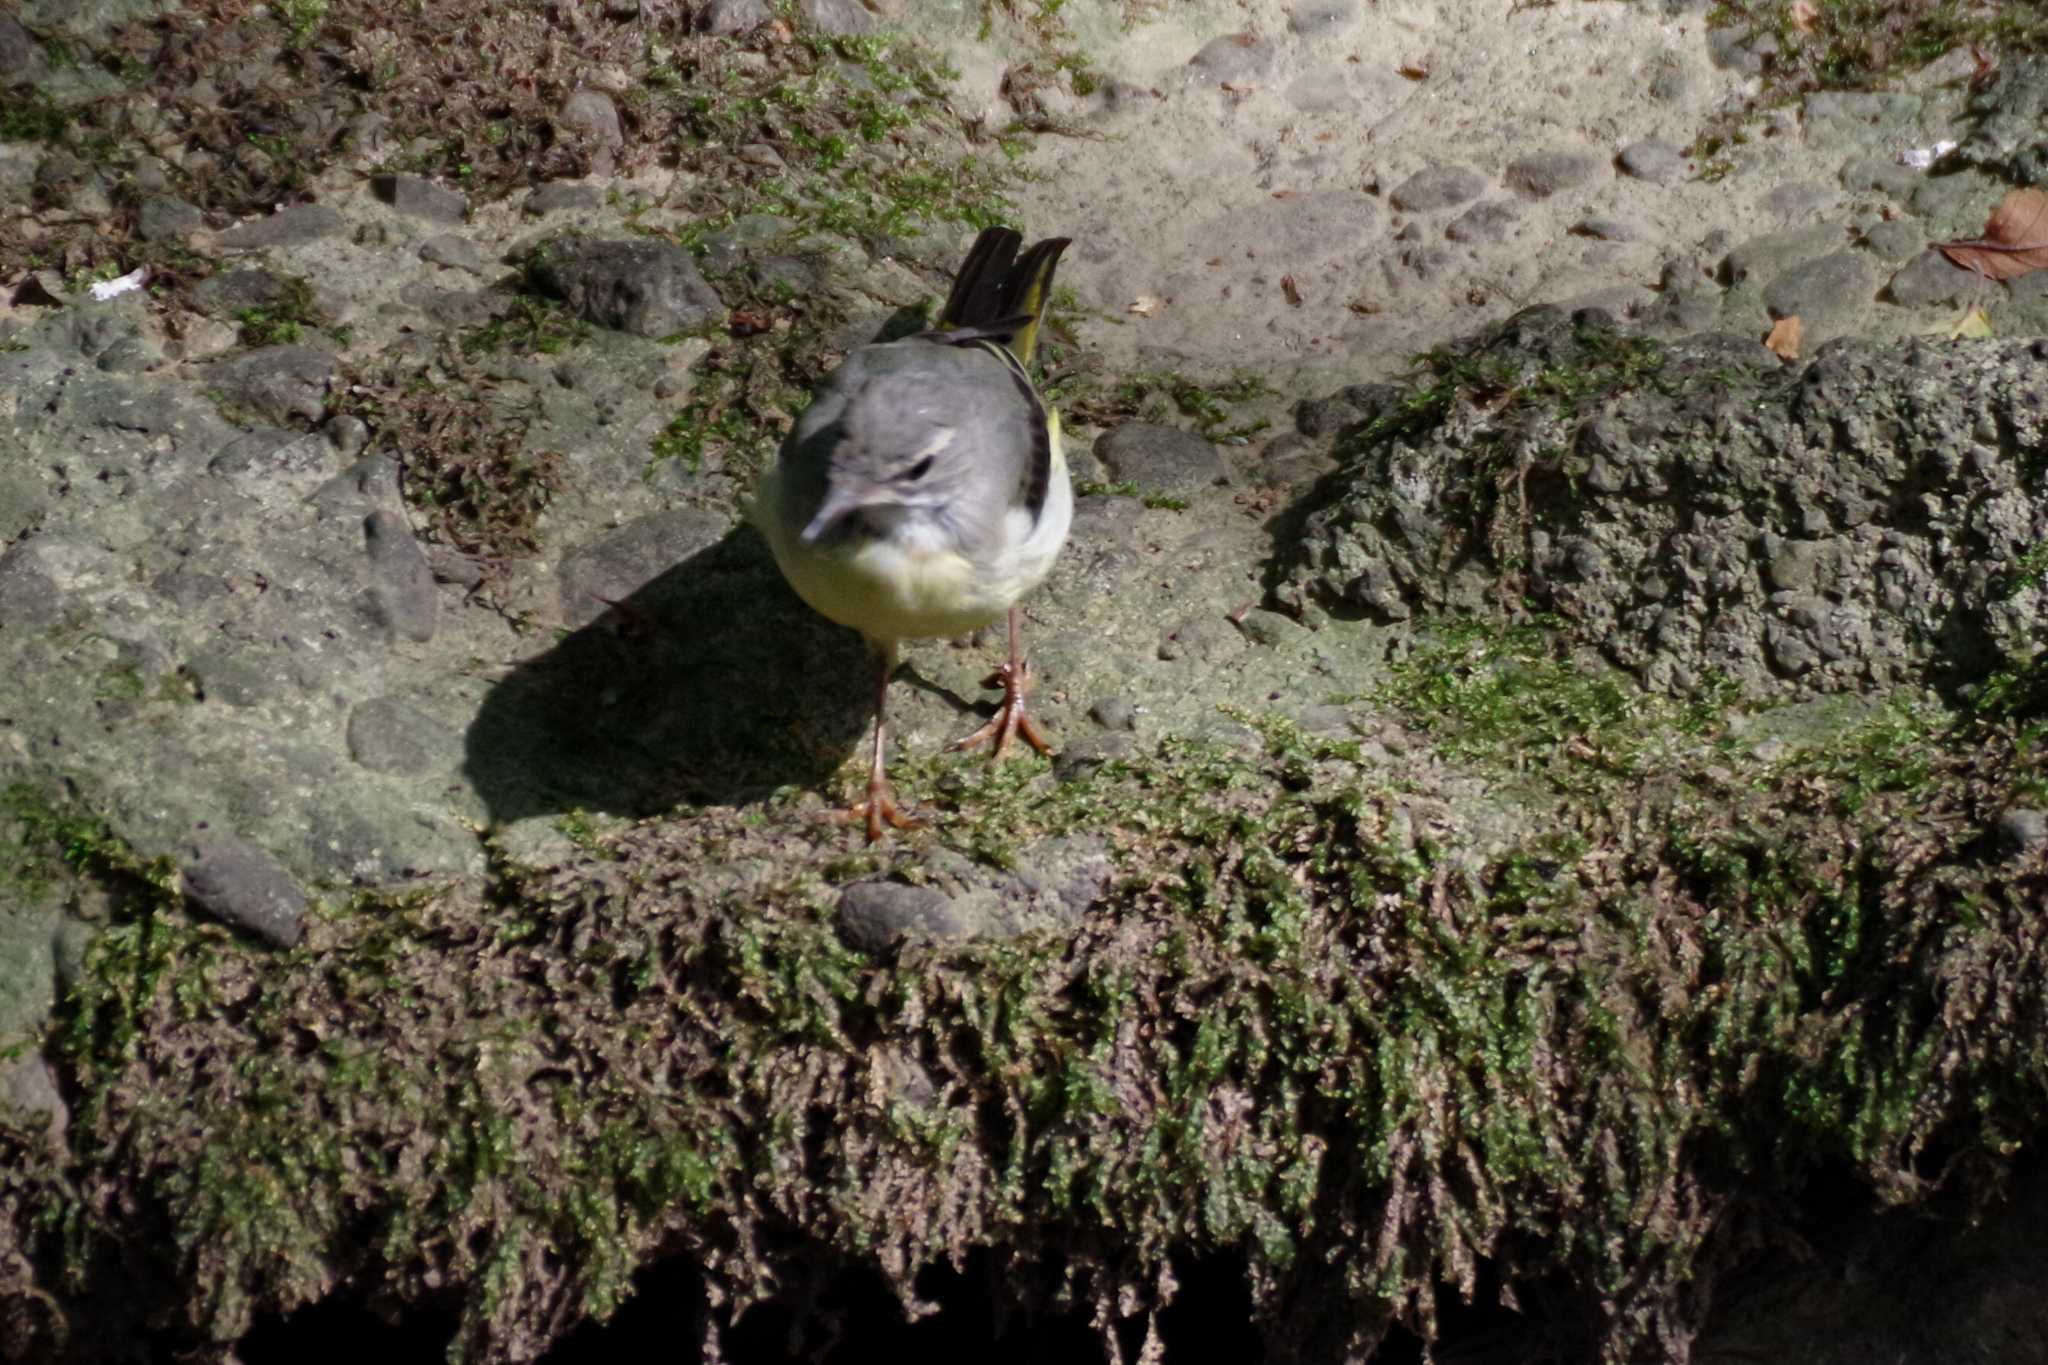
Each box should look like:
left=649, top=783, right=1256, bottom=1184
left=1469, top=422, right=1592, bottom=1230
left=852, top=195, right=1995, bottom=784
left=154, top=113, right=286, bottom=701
left=464, top=527, right=872, bottom=823
left=236, top=1294, right=461, bottom=1365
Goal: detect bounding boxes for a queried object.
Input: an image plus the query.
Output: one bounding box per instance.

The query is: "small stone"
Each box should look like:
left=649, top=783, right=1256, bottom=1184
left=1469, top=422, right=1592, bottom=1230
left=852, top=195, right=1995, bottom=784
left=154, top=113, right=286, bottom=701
left=1723, top=223, right=1845, bottom=285
left=1093, top=423, right=1229, bottom=494
left=1185, top=33, right=1272, bottom=85
left=1706, top=25, right=1772, bottom=74
left=527, top=236, right=724, bottom=338
left=363, top=509, right=438, bottom=643
left=1445, top=201, right=1517, bottom=244
left=191, top=266, right=300, bottom=318
left=1884, top=250, right=1975, bottom=309
left=420, top=234, right=495, bottom=275
left=1859, top=218, right=1925, bottom=261
left=1389, top=165, right=1486, bottom=212
left=1234, top=608, right=1300, bottom=647
left=202, top=346, right=336, bottom=425
left=181, top=832, right=307, bottom=948
left=699, top=0, right=771, bottom=33
left=1157, top=616, right=1245, bottom=664
left=136, top=193, right=204, bottom=243
left=1570, top=217, right=1633, bottom=242
left=557, top=89, right=623, bottom=146
left=0, top=1054, right=66, bottom=1139
left=1837, top=154, right=1921, bottom=199
left=1288, top=2, right=1357, bottom=36
left=1617, top=139, right=1687, bottom=183
left=216, top=202, right=346, bottom=250
left=0, top=13, right=35, bottom=75
left=1504, top=149, right=1602, bottom=198
left=798, top=0, right=875, bottom=35
left=524, top=181, right=606, bottom=216
left=370, top=172, right=468, bottom=224
left=207, top=427, right=328, bottom=477
left=1088, top=697, right=1137, bottom=731
left=1997, top=807, right=2048, bottom=856
left=838, top=882, right=967, bottom=953
left=1053, top=733, right=1134, bottom=784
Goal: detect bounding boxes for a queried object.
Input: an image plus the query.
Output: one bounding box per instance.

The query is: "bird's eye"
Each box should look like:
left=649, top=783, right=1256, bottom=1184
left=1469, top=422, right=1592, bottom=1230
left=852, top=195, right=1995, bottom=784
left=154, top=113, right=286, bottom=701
left=905, top=455, right=935, bottom=482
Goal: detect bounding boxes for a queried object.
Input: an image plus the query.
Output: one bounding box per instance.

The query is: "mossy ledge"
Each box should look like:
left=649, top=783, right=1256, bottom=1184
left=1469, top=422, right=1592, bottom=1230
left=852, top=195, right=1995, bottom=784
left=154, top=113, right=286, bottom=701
left=3, top=670, right=2045, bottom=1362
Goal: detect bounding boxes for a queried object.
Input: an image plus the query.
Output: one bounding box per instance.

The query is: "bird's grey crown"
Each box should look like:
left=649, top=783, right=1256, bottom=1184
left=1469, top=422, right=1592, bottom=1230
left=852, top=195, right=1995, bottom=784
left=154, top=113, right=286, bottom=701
left=779, top=338, right=1040, bottom=555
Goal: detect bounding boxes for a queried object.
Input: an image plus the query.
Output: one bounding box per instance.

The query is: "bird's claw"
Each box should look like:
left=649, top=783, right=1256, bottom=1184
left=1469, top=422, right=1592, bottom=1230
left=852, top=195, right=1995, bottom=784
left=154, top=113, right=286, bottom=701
left=951, top=659, right=1055, bottom=761
left=836, top=781, right=925, bottom=844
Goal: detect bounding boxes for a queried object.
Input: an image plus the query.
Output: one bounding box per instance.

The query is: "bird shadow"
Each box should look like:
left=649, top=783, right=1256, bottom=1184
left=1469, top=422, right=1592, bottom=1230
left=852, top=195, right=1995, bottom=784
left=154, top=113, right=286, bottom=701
left=463, top=527, right=873, bottom=824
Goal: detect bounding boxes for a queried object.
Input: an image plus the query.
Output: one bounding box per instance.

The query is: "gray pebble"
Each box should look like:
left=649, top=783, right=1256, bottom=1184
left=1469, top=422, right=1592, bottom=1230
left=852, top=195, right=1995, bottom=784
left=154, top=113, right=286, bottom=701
left=1504, top=149, right=1602, bottom=198
left=524, top=181, right=606, bottom=216
left=1617, top=139, right=1687, bottom=183
left=1088, top=696, right=1137, bottom=730
left=1446, top=201, right=1517, bottom=245
left=371, top=173, right=468, bottom=224
left=1838, top=154, right=1921, bottom=199
left=1053, top=733, right=1134, bottom=784
left=191, top=267, right=301, bottom=318
left=1158, top=616, right=1246, bottom=664
left=1998, top=807, right=2048, bottom=856
left=1289, top=3, right=1357, bottom=37
left=420, top=235, right=496, bottom=275
left=201, top=346, right=336, bottom=426
left=838, top=882, right=965, bottom=951
left=181, top=832, right=307, bottom=948
left=799, top=0, right=875, bottom=35
left=1186, top=33, right=1272, bottom=85
left=137, top=193, right=204, bottom=244
left=1765, top=251, right=1877, bottom=334
left=527, top=236, right=724, bottom=339
left=1093, top=422, right=1229, bottom=494
left=1859, top=218, right=1925, bottom=261
left=1884, top=250, right=1978, bottom=309
left=363, top=509, right=438, bottom=643
left=1706, top=25, right=1769, bottom=74
left=557, top=90, right=623, bottom=147
left=217, top=203, right=346, bottom=250
left=1723, top=223, right=1845, bottom=285
left=1234, top=608, right=1300, bottom=648
left=699, top=0, right=770, bottom=32
left=0, top=1053, right=66, bottom=1137
left=556, top=508, right=730, bottom=629
left=0, top=13, right=34, bottom=75
left=1389, top=165, right=1486, bottom=212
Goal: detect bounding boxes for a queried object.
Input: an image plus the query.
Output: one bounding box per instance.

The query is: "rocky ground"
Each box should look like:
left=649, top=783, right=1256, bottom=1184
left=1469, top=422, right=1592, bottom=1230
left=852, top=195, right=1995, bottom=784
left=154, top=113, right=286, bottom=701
left=2, top=1, right=2048, bottom=1362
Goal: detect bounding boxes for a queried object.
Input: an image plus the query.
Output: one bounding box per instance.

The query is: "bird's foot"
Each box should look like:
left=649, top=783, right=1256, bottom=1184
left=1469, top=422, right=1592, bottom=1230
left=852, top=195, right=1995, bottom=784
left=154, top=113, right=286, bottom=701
left=836, top=778, right=925, bottom=844
left=951, top=659, right=1054, bottom=761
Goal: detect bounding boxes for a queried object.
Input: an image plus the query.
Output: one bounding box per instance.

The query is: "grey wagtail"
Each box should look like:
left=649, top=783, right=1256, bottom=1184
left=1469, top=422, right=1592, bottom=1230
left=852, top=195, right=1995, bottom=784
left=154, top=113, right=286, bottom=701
left=752, top=226, right=1073, bottom=841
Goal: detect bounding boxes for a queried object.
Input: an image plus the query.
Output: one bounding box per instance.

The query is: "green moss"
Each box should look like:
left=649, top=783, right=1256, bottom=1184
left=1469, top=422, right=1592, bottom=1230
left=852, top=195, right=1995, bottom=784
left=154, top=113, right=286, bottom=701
left=1710, top=0, right=2048, bottom=94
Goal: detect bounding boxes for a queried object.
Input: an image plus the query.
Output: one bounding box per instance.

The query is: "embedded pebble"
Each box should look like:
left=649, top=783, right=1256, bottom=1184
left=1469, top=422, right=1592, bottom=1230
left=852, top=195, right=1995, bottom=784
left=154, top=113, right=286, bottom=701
left=372, top=172, right=468, bottom=224
left=1617, top=139, right=1687, bottom=183
left=1093, top=423, right=1229, bottom=494
left=1504, top=149, right=1602, bottom=198
left=180, top=833, right=308, bottom=948
left=1389, top=165, right=1486, bottom=212
left=363, top=509, right=439, bottom=644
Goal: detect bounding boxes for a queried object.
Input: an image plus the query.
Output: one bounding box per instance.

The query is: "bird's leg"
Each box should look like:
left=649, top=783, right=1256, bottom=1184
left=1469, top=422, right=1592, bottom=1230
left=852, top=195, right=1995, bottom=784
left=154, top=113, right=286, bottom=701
left=951, top=606, right=1055, bottom=760
left=840, top=640, right=923, bottom=842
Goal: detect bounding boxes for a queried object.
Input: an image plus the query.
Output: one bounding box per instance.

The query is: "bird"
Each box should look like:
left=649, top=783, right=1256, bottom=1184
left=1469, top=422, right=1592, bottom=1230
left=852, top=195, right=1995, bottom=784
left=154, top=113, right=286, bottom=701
left=751, top=226, right=1073, bottom=841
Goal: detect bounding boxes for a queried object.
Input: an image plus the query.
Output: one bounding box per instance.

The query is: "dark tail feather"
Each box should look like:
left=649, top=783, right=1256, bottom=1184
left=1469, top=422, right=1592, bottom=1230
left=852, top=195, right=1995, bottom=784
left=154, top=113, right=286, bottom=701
left=934, top=228, right=1071, bottom=367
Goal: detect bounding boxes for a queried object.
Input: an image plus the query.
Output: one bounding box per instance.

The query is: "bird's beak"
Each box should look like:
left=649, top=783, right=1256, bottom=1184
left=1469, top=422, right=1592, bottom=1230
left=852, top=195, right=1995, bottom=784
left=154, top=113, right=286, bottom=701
left=801, top=482, right=868, bottom=544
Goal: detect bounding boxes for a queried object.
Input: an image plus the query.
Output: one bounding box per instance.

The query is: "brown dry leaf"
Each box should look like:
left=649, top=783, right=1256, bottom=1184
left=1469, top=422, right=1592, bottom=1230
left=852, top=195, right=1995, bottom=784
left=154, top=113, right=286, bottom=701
left=1788, top=0, right=1820, bottom=31
left=1937, top=188, right=2048, bottom=281
left=1397, top=59, right=1430, bottom=80
left=1764, top=315, right=1803, bottom=361
left=1128, top=295, right=1165, bottom=318
left=1281, top=275, right=1303, bottom=307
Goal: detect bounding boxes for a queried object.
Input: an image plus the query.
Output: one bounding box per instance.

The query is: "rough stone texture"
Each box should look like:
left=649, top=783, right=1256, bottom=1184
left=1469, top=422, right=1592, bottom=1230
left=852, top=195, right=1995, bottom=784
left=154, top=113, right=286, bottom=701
left=1763, top=250, right=1878, bottom=338
left=1294, top=310, right=2048, bottom=698
left=1446, top=201, right=1517, bottom=245
left=1389, top=165, right=1486, bottom=212
left=1091, top=422, right=1230, bottom=493
left=526, top=235, right=724, bottom=338
left=363, top=509, right=439, bottom=644
left=370, top=172, right=468, bottom=224
left=1184, top=32, right=1272, bottom=86
left=1617, top=139, right=1687, bottom=183
left=200, top=345, right=336, bottom=425
left=1503, top=149, right=1602, bottom=198
left=836, top=838, right=1113, bottom=951
left=556, top=89, right=623, bottom=146
left=698, top=0, right=770, bottom=34
left=1886, top=250, right=1979, bottom=309
left=215, top=202, right=346, bottom=250
left=180, top=832, right=308, bottom=948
